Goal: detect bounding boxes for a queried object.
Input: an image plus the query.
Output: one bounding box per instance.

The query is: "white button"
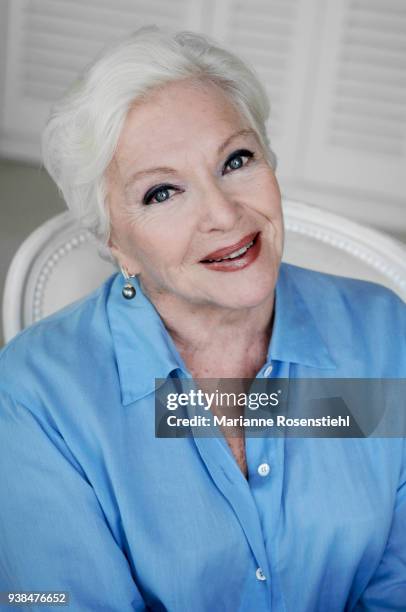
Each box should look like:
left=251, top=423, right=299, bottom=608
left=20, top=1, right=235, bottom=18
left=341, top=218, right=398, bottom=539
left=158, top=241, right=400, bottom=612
left=258, top=463, right=271, bottom=477
left=264, top=364, right=273, bottom=377
left=256, top=567, right=267, bottom=581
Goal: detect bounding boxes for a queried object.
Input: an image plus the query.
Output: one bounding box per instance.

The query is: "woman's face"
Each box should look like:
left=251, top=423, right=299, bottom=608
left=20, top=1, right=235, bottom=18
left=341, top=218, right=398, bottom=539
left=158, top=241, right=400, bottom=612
left=107, top=79, right=284, bottom=311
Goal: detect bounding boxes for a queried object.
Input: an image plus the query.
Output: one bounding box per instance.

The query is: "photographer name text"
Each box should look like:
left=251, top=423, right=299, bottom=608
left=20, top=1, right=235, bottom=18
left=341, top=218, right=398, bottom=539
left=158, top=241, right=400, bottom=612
left=166, top=415, right=351, bottom=428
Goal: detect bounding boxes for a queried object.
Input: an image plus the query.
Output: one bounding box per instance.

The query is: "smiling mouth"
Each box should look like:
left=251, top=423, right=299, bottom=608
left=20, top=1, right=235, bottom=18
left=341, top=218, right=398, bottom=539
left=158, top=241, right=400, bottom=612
left=200, top=232, right=259, bottom=263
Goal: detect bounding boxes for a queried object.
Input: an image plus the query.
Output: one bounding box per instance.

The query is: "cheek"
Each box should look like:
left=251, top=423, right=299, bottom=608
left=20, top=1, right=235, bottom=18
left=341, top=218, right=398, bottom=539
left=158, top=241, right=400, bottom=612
left=242, top=169, right=282, bottom=219
left=125, top=210, right=194, bottom=268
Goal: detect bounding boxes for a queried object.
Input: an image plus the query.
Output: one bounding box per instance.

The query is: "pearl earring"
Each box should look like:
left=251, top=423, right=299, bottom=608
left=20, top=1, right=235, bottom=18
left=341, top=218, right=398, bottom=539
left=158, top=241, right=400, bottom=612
left=121, top=266, right=136, bottom=300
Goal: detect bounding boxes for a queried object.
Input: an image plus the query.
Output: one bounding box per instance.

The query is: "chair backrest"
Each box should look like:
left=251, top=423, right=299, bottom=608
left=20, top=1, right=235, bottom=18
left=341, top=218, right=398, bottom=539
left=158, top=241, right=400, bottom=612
left=3, top=199, right=406, bottom=343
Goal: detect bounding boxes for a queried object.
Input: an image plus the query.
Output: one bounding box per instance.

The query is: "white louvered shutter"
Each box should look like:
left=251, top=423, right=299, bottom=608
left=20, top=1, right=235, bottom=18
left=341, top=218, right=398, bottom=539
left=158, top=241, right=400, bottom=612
left=298, top=0, right=406, bottom=215
left=0, top=0, right=206, bottom=161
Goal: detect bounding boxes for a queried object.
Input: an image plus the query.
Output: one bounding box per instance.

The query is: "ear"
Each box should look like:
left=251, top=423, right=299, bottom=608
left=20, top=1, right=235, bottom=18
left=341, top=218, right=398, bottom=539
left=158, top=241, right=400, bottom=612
left=108, top=238, right=141, bottom=277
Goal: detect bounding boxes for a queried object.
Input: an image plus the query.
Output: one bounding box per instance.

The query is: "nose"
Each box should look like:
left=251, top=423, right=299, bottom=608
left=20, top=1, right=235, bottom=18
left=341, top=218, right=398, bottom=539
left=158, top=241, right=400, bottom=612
left=197, top=176, right=242, bottom=233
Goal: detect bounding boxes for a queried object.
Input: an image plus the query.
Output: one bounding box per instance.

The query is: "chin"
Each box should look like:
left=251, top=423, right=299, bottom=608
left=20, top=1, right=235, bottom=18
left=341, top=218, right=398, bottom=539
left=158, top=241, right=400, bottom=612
left=212, top=279, right=276, bottom=311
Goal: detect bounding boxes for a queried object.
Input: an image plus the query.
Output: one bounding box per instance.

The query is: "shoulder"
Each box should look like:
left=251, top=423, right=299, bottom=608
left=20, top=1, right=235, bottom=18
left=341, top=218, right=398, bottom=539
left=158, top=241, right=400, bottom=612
left=280, top=263, right=406, bottom=374
left=0, top=273, right=118, bottom=406
left=282, top=262, right=405, bottom=316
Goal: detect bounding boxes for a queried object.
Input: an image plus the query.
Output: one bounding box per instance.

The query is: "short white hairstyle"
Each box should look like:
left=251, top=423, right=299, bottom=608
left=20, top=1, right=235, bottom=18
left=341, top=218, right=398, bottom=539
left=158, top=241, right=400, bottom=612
left=42, top=25, right=277, bottom=261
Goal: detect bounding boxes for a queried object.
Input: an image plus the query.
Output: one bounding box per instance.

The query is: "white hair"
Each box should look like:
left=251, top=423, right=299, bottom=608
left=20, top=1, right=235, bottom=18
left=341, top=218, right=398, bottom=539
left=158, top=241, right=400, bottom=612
left=42, top=25, right=277, bottom=261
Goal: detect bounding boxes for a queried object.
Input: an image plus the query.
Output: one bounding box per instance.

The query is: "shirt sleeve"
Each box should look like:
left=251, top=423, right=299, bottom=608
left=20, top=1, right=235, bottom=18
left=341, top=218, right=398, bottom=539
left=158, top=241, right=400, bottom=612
left=0, top=391, right=146, bottom=612
left=355, top=442, right=406, bottom=610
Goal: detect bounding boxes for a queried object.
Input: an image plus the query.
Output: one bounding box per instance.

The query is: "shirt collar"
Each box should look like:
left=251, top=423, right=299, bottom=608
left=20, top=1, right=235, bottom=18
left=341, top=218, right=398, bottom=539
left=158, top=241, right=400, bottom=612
left=107, top=273, right=186, bottom=406
left=107, top=263, right=336, bottom=406
left=269, top=263, right=336, bottom=370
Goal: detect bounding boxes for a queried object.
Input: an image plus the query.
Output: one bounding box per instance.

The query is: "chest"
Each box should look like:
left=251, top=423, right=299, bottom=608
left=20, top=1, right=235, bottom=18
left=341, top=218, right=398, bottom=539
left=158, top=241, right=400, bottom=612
left=110, top=432, right=390, bottom=612
left=188, top=376, right=251, bottom=477
left=224, top=434, right=248, bottom=478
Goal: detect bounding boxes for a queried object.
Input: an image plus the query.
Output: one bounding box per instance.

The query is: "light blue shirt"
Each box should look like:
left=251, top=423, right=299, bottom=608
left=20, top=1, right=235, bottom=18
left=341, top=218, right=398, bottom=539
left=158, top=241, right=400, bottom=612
left=0, top=263, right=405, bottom=611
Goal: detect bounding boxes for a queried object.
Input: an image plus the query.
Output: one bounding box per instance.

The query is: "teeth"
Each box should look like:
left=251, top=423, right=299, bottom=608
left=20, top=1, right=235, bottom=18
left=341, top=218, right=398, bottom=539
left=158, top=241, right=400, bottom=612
left=223, top=240, right=254, bottom=259
left=207, top=239, right=254, bottom=263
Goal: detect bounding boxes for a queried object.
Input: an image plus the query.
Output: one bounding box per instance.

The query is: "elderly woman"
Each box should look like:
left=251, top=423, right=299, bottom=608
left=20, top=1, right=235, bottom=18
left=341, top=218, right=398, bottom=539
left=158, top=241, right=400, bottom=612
left=0, top=26, right=405, bottom=612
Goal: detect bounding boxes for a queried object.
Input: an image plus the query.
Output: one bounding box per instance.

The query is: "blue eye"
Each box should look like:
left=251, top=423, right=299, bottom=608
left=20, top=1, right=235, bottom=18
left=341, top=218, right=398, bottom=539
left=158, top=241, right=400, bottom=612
left=224, top=149, right=254, bottom=174
left=143, top=184, right=177, bottom=205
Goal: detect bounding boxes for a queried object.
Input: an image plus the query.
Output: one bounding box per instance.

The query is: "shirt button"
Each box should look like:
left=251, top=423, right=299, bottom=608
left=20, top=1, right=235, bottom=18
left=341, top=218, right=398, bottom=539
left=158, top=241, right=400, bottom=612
left=264, top=364, right=273, bottom=377
left=256, top=567, right=267, bottom=581
left=258, top=463, right=271, bottom=477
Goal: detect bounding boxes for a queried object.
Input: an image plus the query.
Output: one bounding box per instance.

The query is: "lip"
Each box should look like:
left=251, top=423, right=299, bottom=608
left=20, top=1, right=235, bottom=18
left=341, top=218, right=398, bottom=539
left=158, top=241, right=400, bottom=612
left=200, top=232, right=261, bottom=272
left=200, top=231, right=258, bottom=262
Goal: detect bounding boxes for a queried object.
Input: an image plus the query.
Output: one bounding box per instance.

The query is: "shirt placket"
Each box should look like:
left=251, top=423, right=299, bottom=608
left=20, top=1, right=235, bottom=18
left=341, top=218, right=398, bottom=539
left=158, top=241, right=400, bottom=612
left=244, top=359, right=290, bottom=612
left=176, top=369, right=273, bottom=610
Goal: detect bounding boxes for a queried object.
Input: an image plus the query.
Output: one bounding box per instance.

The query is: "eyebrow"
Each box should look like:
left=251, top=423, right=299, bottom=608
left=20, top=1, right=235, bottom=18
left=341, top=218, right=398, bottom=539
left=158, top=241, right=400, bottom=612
left=124, top=128, right=258, bottom=188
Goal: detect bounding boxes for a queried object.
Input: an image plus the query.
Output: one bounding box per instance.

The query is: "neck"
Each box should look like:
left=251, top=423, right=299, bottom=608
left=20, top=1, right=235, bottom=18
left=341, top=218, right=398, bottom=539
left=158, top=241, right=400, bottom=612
left=144, top=288, right=275, bottom=378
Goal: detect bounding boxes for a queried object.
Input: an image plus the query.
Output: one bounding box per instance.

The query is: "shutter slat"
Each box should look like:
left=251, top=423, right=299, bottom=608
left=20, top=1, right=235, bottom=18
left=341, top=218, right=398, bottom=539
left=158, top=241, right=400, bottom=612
left=330, top=117, right=403, bottom=140
left=328, top=134, right=402, bottom=156
left=351, top=0, right=406, bottom=17
left=336, top=82, right=406, bottom=105
left=333, top=99, right=406, bottom=122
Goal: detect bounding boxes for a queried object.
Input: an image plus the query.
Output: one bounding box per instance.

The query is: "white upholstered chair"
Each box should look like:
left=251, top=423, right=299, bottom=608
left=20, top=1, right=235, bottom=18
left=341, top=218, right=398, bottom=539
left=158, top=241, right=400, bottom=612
left=3, top=199, right=406, bottom=343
